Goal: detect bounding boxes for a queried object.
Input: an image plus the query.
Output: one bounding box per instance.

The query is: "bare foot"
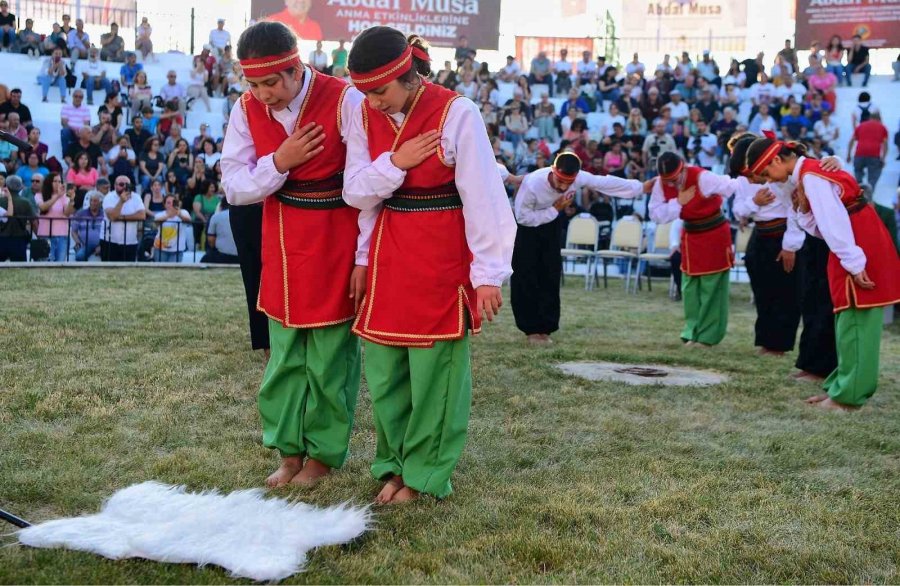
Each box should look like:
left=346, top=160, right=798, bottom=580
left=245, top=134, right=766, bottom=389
left=815, top=398, right=859, bottom=412
left=804, top=393, right=829, bottom=404
left=527, top=334, right=549, bottom=345
left=796, top=372, right=826, bottom=383
left=263, top=348, right=271, bottom=362
left=540, top=334, right=554, bottom=344
left=389, top=485, right=419, bottom=504
left=693, top=342, right=712, bottom=349
left=266, top=456, right=303, bottom=488
left=375, top=475, right=404, bottom=505
left=757, top=347, right=785, bottom=356
left=290, top=457, right=331, bottom=487
left=683, top=340, right=695, bottom=347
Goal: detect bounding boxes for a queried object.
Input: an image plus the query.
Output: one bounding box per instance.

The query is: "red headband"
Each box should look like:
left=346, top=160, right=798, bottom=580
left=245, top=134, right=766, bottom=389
left=239, top=50, right=302, bottom=77
left=551, top=152, right=581, bottom=182
left=349, top=45, right=431, bottom=91
left=748, top=140, right=784, bottom=176
left=659, top=160, right=684, bottom=181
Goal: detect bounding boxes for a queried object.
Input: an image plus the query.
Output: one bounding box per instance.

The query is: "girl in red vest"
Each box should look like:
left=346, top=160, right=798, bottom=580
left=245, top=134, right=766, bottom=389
left=344, top=27, right=516, bottom=503
left=745, top=137, right=900, bottom=410
left=648, top=152, right=741, bottom=346
left=222, top=22, right=371, bottom=487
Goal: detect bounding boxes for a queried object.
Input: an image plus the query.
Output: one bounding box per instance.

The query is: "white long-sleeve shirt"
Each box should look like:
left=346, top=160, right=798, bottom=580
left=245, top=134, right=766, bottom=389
left=220, top=65, right=374, bottom=264
left=515, top=168, right=642, bottom=228
left=648, top=170, right=740, bottom=225
left=731, top=175, right=805, bottom=252
left=791, top=156, right=867, bottom=275
left=342, top=94, right=516, bottom=288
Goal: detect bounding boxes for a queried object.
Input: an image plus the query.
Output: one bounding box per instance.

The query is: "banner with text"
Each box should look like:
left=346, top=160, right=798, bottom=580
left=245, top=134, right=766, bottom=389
left=795, top=0, right=900, bottom=49
left=250, top=0, right=502, bottom=49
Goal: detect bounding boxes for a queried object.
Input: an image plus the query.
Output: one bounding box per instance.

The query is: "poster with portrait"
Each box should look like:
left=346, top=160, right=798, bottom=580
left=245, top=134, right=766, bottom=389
left=250, top=0, right=502, bottom=49
left=795, top=0, right=900, bottom=49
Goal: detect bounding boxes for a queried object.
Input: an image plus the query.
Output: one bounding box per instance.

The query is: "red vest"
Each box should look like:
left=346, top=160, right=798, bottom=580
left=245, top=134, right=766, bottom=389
left=242, top=70, right=361, bottom=328
left=661, top=166, right=733, bottom=276
left=352, top=82, right=480, bottom=347
left=799, top=158, right=900, bottom=312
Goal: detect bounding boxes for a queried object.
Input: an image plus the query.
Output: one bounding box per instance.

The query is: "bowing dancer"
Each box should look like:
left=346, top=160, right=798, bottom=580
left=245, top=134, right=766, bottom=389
left=221, top=22, right=370, bottom=487
left=730, top=133, right=805, bottom=356
left=511, top=151, right=646, bottom=344
left=648, top=152, right=740, bottom=347
left=343, top=28, right=516, bottom=503
left=745, top=137, right=900, bottom=411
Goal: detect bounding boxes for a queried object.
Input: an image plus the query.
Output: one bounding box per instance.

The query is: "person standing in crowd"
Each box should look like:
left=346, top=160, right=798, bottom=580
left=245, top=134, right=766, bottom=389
left=847, top=111, right=888, bottom=190
left=223, top=21, right=368, bottom=488
left=344, top=27, right=515, bottom=503
left=101, top=174, right=146, bottom=261
left=649, top=152, right=740, bottom=347
left=746, top=137, right=900, bottom=411
left=512, top=151, right=645, bottom=345
left=70, top=191, right=105, bottom=261
left=153, top=193, right=191, bottom=262
left=0, top=175, right=33, bottom=262
left=35, top=173, right=72, bottom=262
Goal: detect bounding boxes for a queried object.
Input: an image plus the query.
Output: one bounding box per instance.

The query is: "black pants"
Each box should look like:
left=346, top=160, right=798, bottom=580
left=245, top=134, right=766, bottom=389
left=744, top=228, right=801, bottom=351
left=100, top=240, right=138, bottom=261
left=0, top=237, right=28, bottom=261
left=229, top=204, right=269, bottom=350
left=795, top=236, right=837, bottom=376
left=200, top=249, right=239, bottom=264
left=511, top=217, right=562, bottom=336
left=670, top=250, right=683, bottom=291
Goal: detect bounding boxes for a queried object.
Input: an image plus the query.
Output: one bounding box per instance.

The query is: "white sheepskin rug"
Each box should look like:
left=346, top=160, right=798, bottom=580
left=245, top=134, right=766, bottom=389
left=17, top=481, right=371, bottom=581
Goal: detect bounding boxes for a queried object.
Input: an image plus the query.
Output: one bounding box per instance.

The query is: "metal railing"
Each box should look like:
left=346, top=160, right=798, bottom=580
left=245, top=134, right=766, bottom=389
left=0, top=215, right=236, bottom=264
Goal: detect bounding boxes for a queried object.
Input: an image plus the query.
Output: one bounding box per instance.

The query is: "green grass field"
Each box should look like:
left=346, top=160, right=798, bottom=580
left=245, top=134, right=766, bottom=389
left=1, top=268, right=899, bottom=584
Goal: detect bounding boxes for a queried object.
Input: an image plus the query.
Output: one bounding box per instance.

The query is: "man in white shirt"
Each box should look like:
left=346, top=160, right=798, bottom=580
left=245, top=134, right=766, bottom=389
left=208, top=18, right=231, bottom=55
left=775, top=75, right=804, bottom=106
left=79, top=47, right=110, bottom=105
left=101, top=174, right=146, bottom=261
left=67, top=18, right=90, bottom=61
left=691, top=119, right=718, bottom=169
left=554, top=48, right=572, bottom=96
left=576, top=50, right=597, bottom=87
left=813, top=109, right=839, bottom=152
left=625, top=53, right=645, bottom=79
left=160, top=70, right=187, bottom=113
left=667, top=89, right=690, bottom=122
left=656, top=54, right=673, bottom=75
left=498, top=55, right=521, bottom=82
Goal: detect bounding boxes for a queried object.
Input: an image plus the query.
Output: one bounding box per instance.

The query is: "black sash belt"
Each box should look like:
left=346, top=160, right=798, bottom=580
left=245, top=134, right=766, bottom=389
left=384, top=182, right=463, bottom=212
left=683, top=211, right=726, bottom=233
left=275, top=173, right=347, bottom=210
left=844, top=195, right=867, bottom=215
left=755, top=217, right=787, bottom=238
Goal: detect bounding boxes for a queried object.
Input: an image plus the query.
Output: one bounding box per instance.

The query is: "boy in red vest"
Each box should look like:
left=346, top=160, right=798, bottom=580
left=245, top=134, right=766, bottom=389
left=221, top=22, right=370, bottom=486
left=648, top=152, right=741, bottom=346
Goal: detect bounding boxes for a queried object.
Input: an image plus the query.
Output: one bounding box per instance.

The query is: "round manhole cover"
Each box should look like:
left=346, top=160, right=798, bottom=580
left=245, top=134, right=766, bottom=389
left=557, top=362, right=728, bottom=387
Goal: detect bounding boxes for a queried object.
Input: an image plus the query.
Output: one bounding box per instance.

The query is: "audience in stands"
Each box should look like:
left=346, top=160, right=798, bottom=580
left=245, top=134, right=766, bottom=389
left=0, top=0, right=14, bottom=51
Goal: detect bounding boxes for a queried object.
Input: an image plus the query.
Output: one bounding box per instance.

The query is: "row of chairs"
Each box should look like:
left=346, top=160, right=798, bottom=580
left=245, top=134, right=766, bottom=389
left=560, top=215, right=752, bottom=293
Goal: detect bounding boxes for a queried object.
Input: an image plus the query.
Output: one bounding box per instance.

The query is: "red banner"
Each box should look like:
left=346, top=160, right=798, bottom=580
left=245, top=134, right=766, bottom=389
left=795, top=0, right=900, bottom=49
left=250, top=0, right=502, bottom=49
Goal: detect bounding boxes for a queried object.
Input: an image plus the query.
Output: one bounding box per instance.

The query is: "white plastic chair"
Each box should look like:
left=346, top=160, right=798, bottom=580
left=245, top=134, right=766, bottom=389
left=637, top=222, right=673, bottom=293
left=596, top=219, right=643, bottom=292
left=560, top=215, right=601, bottom=290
